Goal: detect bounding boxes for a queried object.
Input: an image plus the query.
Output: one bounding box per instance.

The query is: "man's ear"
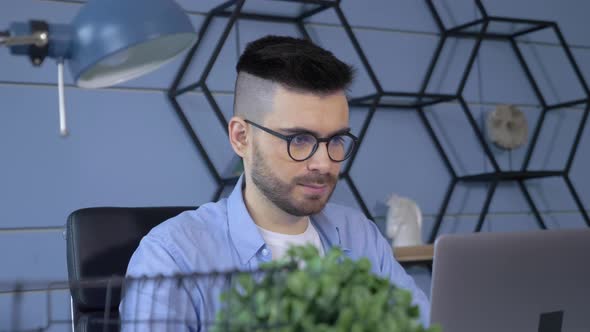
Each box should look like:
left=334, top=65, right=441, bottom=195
left=228, top=116, right=249, bottom=158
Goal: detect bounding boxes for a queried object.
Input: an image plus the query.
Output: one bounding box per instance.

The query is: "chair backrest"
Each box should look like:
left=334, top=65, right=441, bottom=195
left=66, top=206, right=195, bottom=330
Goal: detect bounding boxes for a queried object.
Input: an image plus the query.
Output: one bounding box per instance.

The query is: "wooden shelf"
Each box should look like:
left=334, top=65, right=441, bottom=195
left=393, top=244, right=434, bottom=263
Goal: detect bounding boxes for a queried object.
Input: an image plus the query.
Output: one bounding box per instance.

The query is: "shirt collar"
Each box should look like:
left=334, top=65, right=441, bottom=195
left=310, top=213, right=351, bottom=255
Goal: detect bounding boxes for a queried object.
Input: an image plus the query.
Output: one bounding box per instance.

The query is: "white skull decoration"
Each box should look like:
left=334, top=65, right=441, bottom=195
left=486, top=104, right=529, bottom=150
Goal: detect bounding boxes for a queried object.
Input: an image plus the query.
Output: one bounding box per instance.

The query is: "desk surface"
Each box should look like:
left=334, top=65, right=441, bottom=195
left=393, top=244, right=434, bottom=263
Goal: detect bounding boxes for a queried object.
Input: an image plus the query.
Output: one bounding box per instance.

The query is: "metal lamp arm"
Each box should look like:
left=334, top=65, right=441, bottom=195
left=1, top=23, right=69, bottom=136
left=0, top=30, right=48, bottom=47
left=0, top=30, right=9, bottom=45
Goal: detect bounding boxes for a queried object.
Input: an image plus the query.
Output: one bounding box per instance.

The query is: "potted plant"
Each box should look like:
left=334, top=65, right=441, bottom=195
left=214, top=245, right=440, bottom=332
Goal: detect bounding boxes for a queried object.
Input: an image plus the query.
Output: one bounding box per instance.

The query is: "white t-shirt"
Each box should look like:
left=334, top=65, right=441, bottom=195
left=256, top=219, right=325, bottom=260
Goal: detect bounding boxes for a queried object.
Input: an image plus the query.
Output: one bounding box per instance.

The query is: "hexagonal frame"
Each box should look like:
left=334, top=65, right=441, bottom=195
left=424, top=0, right=590, bottom=242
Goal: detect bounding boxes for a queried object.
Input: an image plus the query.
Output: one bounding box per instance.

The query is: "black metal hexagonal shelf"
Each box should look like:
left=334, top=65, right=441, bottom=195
left=423, top=0, right=590, bottom=242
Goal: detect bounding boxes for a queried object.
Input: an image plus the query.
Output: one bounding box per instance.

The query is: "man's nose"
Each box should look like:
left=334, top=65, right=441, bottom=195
left=306, top=142, right=333, bottom=173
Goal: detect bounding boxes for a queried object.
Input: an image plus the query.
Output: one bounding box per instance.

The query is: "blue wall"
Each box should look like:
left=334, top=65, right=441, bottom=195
left=1, top=0, right=589, bottom=330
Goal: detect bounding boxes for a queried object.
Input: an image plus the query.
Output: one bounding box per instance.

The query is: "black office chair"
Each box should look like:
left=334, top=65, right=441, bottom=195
left=66, top=206, right=195, bottom=332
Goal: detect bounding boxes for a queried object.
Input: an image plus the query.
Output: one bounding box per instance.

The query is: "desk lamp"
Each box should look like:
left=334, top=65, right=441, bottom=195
left=0, top=0, right=197, bottom=136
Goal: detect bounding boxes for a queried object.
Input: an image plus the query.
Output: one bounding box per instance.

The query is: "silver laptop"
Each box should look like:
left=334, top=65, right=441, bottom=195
left=430, top=228, right=590, bottom=332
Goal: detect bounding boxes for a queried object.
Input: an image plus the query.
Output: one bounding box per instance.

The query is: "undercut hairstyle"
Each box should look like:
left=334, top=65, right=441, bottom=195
left=237, top=35, right=354, bottom=94
left=233, top=35, right=355, bottom=121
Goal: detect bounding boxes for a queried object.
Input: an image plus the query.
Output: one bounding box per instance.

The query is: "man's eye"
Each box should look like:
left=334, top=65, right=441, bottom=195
left=331, top=135, right=346, bottom=146
left=292, top=134, right=315, bottom=146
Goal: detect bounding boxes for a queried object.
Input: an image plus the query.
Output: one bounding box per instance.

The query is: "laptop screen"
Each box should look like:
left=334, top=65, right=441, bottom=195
left=430, top=229, right=590, bottom=332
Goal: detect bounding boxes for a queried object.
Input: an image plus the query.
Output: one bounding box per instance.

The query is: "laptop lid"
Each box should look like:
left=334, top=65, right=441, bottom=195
left=430, top=229, right=590, bottom=332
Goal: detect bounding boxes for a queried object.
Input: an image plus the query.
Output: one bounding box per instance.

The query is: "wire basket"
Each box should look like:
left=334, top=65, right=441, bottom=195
left=1, top=266, right=296, bottom=332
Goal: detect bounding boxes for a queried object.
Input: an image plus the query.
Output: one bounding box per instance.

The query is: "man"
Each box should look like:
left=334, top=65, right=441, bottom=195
left=120, top=35, right=430, bottom=330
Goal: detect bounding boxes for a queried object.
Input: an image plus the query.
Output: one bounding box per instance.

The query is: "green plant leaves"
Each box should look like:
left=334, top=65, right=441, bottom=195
left=213, top=244, right=441, bottom=332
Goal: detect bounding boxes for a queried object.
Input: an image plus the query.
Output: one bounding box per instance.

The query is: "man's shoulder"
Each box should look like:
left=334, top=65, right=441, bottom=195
left=130, top=199, right=234, bottom=273
left=147, top=199, right=230, bottom=242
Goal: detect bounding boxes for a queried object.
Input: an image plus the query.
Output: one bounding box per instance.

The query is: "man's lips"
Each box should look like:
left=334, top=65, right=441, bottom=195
left=300, top=183, right=327, bottom=189
left=299, top=183, right=329, bottom=195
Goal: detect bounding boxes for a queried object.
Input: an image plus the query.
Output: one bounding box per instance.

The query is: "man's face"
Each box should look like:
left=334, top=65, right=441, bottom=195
left=248, top=86, right=349, bottom=216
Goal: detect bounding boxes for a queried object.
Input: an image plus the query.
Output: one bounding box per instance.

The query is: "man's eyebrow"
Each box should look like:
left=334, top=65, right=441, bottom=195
left=279, top=127, right=351, bottom=137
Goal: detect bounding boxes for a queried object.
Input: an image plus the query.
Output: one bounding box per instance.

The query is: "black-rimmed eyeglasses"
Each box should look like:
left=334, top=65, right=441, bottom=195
left=245, top=119, right=358, bottom=162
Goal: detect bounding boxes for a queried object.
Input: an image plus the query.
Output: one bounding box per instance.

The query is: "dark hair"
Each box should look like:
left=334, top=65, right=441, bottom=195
left=236, top=35, right=354, bottom=94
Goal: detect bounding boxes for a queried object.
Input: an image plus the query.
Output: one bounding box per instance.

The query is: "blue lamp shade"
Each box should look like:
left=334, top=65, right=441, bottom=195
left=68, top=0, right=197, bottom=88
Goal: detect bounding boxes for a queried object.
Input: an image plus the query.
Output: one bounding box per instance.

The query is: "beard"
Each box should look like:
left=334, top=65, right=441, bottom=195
left=250, top=141, right=338, bottom=217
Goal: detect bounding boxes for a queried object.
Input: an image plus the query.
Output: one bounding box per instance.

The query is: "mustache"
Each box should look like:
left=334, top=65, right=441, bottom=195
left=294, top=173, right=338, bottom=186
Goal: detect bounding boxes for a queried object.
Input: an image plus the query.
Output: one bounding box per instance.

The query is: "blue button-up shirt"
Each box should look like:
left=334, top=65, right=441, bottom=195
left=119, top=176, right=430, bottom=330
